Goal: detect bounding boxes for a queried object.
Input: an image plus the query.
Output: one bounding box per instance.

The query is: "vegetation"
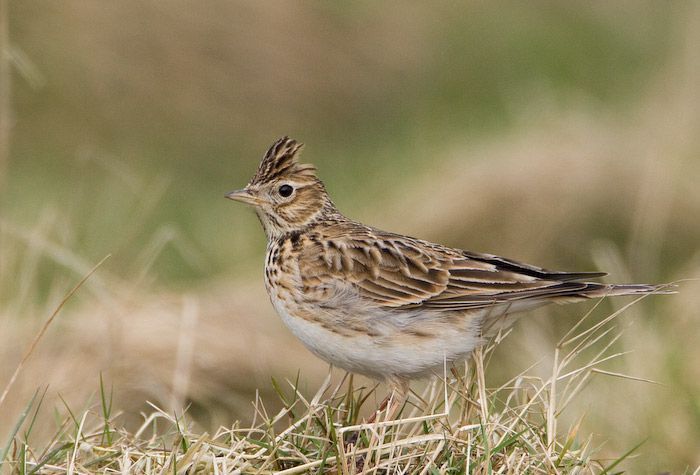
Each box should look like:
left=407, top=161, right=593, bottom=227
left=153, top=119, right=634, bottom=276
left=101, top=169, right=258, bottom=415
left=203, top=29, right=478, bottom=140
left=1, top=2, right=700, bottom=472
left=1, top=279, right=659, bottom=473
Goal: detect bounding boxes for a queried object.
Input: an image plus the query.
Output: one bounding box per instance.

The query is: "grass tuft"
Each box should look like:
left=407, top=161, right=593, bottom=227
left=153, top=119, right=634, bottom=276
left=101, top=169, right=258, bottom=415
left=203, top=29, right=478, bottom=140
left=1, top=300, right=656, bottom=474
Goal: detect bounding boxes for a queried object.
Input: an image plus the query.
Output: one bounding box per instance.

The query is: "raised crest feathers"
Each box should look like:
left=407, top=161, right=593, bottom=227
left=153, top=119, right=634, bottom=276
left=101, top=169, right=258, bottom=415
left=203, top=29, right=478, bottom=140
left=250, top=137, right=317, bottom=185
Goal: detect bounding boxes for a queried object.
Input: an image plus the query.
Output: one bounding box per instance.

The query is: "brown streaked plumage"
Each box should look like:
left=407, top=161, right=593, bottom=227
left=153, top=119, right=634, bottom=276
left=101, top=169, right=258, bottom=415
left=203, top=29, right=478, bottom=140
left=226, top=137, right=672, bottom=399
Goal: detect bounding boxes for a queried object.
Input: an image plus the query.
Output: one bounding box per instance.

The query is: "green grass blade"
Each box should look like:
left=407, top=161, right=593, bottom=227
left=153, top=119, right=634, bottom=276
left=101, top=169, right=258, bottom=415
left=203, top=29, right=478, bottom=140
left=601, top=438, right=647, bottom=474
left=0, top=388, right=40, bottom=466
left=99, top=372, right=114, bottom=445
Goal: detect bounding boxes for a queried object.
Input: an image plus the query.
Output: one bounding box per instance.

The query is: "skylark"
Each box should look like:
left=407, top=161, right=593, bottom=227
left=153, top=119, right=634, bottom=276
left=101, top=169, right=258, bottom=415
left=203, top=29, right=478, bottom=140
left=226, top=137, right=669, bottom=397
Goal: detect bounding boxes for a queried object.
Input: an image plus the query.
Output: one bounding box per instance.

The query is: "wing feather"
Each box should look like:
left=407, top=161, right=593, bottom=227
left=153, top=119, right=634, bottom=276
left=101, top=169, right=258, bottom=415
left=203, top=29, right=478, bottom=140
left=298, top=226, right=606, bottom=310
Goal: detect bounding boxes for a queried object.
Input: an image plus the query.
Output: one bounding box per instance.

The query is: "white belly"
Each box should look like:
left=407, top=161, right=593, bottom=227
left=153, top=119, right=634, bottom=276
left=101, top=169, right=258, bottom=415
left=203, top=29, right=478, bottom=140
left=272, top=297, right=484, bottom=380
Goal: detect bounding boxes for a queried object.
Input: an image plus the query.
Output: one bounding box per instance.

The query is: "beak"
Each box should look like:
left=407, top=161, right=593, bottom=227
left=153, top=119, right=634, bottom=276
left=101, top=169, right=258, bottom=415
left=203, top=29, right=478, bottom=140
left=225, top=188, right=262, bottom=205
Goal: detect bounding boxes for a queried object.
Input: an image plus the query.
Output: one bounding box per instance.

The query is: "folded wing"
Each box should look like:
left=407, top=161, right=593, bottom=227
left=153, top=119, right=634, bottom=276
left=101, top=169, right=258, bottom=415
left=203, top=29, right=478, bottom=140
left=298, top=226, right=608, bottom=311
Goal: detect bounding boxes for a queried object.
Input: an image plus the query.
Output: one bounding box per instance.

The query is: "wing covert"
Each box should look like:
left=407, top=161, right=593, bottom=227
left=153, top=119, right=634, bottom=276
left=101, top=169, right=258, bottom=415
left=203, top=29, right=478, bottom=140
left=297, top=226, right=605, bottom=311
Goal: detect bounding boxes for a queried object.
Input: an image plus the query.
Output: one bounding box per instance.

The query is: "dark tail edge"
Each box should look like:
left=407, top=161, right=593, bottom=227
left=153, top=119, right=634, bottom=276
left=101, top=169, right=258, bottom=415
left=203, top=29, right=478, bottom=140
left=554, top=271, right=608, bottom=282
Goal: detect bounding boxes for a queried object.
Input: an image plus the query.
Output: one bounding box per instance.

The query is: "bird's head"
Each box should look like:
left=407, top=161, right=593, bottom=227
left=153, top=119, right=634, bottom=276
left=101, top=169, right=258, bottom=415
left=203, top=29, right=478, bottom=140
left=226, top=137, right=334, bottom=239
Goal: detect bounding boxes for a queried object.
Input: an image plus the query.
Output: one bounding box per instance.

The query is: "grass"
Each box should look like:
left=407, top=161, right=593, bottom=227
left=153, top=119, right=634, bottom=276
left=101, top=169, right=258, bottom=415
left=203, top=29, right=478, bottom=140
left=2, top=96, right=700, bottom=472
left=2, top=89, right=700, bottom=473
left=0, top=272, right=668, bottom=473
left=2, top=3, right=700, bottom=472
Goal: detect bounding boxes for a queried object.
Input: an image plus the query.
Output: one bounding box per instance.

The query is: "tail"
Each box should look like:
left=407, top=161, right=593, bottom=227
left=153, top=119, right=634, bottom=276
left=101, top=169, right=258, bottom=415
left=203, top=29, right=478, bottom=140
left=480, top=281, right=674, bottom=336
left=581, top=283, right=677, bottom=298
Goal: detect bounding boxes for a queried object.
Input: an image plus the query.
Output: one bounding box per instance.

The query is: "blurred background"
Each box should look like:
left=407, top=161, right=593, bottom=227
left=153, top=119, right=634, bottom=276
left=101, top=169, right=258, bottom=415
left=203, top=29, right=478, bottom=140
left=1, top=1, right=699, bottom=471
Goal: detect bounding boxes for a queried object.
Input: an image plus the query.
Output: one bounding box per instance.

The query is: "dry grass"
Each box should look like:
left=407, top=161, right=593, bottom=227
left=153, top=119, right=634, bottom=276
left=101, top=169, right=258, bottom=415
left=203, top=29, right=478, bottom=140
left=2, top=84, right=700, bottom=470
left=2, top=286, right=661, bottom=474
left=2, top=2, right=700, bottom=473
left=2, top=67, right=700, bottom=471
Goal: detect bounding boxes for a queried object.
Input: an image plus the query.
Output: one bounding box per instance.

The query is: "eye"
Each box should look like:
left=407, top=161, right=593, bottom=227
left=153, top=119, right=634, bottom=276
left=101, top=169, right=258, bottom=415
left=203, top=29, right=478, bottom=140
left=278, top=184, right=294, bottom=197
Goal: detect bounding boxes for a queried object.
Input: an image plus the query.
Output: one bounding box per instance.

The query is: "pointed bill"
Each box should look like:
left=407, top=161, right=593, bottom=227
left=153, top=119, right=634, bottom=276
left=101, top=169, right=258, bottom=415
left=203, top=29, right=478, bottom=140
left=225, top=188, right=264, bottom=205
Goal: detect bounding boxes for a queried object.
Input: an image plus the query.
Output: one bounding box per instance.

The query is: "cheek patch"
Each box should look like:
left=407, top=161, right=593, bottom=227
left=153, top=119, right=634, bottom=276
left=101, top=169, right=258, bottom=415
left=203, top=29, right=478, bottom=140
left=275, top=186, right=321, bottom=223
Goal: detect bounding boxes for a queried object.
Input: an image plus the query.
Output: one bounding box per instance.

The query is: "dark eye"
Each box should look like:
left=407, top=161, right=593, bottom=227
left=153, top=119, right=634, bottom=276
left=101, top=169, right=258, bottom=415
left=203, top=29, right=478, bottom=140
left=278, top=184, right=294, bottom=197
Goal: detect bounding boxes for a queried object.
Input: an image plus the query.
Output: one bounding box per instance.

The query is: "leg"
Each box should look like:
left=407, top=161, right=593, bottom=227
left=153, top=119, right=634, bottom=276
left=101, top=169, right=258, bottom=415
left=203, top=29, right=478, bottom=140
left=344, top=377, right=409, bottom=448
left=347, top=377, right=410, bottom=472
left=366, top=376, right=409, bottom=424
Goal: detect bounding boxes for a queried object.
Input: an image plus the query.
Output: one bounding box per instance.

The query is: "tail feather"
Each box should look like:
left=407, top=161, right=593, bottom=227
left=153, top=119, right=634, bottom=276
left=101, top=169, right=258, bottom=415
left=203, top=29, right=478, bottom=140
left=585, top=283, right=677, bottom=298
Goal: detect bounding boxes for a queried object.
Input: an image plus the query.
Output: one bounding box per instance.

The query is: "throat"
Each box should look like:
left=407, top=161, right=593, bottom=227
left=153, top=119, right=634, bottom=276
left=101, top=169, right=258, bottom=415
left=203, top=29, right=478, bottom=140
left=258, top=204, right=336, bottom=241
left=255, top=210, right=284, bottom=240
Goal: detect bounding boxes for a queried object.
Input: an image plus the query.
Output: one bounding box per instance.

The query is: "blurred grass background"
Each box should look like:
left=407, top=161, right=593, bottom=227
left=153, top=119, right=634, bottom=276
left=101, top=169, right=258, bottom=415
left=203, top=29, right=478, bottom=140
left=1, top=1, right=699, bottom=472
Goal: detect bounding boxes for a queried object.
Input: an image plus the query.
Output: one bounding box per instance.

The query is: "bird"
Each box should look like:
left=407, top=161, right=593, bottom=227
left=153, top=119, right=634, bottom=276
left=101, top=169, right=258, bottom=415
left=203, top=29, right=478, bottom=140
left=226, top=136, right=671, bottom=409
